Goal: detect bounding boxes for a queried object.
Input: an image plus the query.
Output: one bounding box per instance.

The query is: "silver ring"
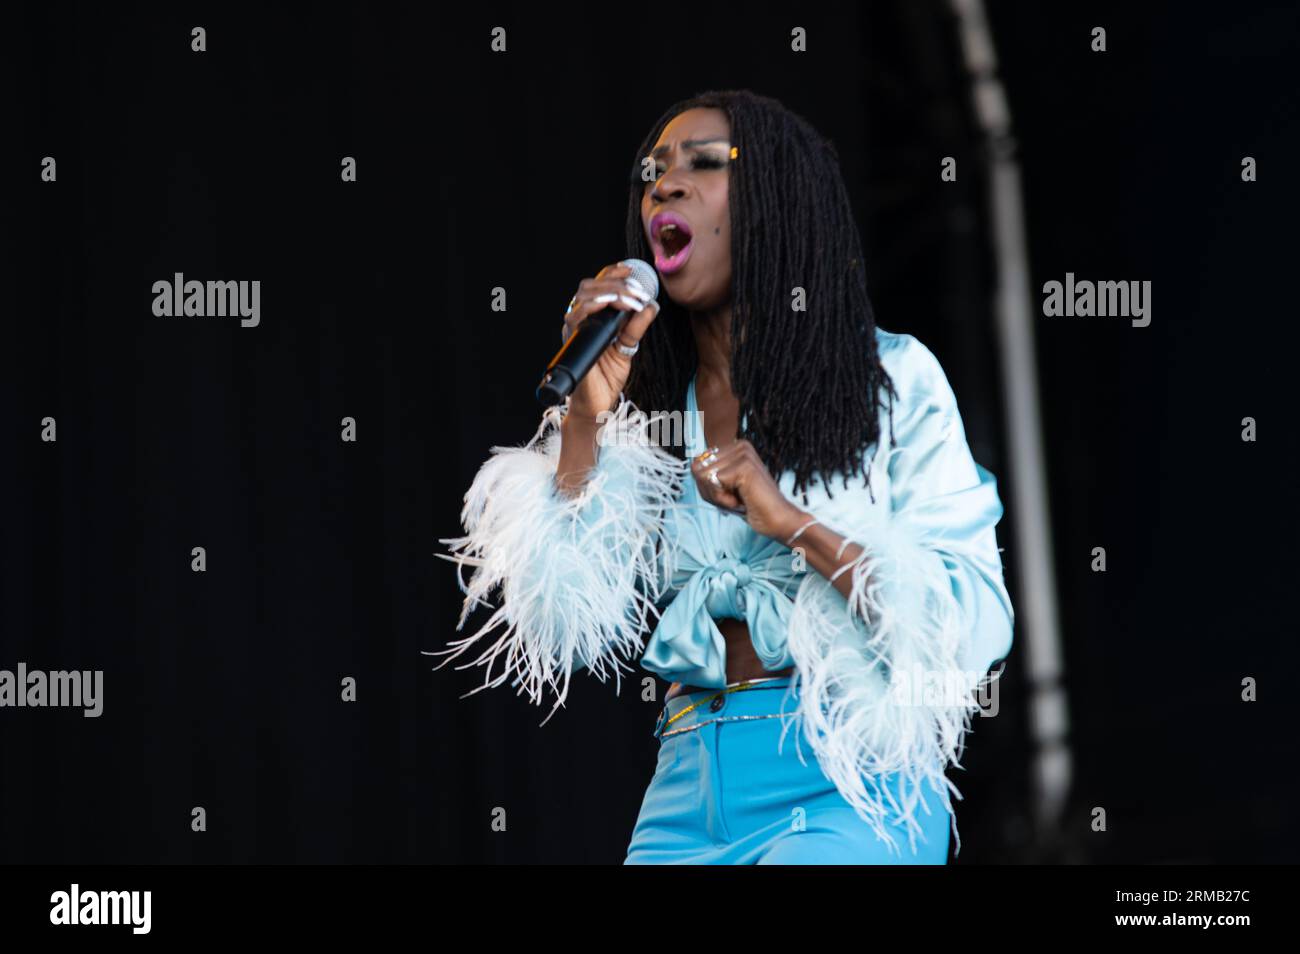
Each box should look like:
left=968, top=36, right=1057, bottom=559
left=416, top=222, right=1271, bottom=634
left=708, top=469, right=722, bottom=488
left=615, top=339, right=639, bottom=356
left=565, top=295, right=578, bottom=315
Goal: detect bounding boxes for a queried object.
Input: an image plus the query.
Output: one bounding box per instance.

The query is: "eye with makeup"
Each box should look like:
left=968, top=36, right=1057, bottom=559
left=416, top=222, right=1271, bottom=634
left=629, top=152, right=728, bottom=185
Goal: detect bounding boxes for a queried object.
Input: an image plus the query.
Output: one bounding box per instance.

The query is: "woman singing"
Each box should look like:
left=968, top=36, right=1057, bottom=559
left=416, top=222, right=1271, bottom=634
left=435, top=89, right=1014, bottom=864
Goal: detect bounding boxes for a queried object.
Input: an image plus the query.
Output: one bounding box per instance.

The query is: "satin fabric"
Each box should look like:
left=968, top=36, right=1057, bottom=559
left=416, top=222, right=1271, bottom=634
left=637, top=327, right=1012, bottom=689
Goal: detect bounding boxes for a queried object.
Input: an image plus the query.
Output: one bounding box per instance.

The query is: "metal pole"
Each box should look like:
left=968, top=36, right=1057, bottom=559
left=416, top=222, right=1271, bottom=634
left=948, top=0, right=1072, bottom=841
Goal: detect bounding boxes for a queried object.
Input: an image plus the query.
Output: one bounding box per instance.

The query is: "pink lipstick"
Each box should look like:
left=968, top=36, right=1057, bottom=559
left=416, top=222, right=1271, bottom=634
left=649, top=211, right=695, bottom=275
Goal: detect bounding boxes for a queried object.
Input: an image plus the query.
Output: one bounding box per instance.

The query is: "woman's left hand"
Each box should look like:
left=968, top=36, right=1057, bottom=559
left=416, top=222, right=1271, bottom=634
left=691, top=440, right=808, bottom=542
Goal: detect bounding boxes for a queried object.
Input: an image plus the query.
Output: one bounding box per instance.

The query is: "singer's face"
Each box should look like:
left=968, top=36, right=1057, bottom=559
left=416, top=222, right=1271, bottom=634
left=640, top=107, right=732, bottom=311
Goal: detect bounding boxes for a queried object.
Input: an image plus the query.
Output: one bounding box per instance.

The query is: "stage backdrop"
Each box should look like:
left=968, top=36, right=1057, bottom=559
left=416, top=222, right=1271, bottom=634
left=3, top=2, right=1295, bottom=863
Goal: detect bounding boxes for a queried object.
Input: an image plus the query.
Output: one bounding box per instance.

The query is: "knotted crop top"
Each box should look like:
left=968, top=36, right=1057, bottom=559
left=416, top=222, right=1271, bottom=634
left=637, top=374, right=802, bottom=685
left=637, top=328, right=1013, bottom=690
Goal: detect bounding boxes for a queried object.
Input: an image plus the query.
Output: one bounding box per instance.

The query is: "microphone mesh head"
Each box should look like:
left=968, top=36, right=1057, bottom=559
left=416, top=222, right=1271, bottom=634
left=620, top=258, right=660, bottom=302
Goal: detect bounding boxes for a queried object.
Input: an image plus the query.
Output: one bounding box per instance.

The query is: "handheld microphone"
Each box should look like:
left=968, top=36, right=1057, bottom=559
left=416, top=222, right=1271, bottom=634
left=536, top=258, right=659, bottom=405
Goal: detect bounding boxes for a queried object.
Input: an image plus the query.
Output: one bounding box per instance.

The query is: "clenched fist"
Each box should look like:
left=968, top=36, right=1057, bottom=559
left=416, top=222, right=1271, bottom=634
left=690, top=439, right=808, bottom=542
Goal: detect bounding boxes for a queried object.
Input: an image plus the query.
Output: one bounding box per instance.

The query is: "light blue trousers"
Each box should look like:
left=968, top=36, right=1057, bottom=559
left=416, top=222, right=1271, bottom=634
left=624, top=676, right=953, bottom=864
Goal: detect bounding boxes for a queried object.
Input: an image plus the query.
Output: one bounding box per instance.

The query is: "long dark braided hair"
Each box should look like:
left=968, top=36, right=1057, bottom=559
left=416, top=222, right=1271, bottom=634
left=623, top=89, right=897, bottom=502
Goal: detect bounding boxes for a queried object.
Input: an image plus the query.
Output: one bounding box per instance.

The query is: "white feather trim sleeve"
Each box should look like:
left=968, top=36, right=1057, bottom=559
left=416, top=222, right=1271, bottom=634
left=431, top=396, right=684, bottom=723
left=784, top=335, right=1015, bottom=857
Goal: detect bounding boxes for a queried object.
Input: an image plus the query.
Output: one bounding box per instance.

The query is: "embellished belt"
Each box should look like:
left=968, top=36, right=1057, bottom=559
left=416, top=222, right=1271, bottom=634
left=652, top=675, right=797, bottom=740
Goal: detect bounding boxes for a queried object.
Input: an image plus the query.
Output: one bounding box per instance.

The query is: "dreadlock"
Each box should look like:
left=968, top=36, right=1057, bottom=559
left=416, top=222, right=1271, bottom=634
left=623, top=89, right=897, bottom=503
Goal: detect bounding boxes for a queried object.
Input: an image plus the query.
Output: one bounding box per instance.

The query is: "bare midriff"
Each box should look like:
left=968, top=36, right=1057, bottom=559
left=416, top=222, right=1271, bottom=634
left=664, top=618, right=795, bottom=701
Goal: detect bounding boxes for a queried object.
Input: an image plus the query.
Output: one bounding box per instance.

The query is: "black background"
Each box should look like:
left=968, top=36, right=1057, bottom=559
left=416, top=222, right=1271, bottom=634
left=3, top=1, right=1296, bottom=864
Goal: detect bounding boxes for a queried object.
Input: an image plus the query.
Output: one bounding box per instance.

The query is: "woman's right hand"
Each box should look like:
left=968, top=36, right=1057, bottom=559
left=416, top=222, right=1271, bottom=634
left=561, top=262, right=660, bottom=420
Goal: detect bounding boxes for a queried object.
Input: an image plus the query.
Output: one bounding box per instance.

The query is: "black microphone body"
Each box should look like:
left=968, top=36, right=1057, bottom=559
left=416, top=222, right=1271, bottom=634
left=536, top=258, right=658, bottom=405
left=537, top=308, right=628, bottom=405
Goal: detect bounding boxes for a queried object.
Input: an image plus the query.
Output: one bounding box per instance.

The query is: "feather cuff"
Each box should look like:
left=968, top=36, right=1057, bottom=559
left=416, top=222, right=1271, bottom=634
left=783, top=509, right=1002, bottom=858
left=431, top=397, right=684, bottom=723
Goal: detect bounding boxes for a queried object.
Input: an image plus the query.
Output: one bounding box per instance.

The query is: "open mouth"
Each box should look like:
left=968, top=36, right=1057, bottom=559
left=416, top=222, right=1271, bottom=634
left=651, top=214, right=695, bottom=275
